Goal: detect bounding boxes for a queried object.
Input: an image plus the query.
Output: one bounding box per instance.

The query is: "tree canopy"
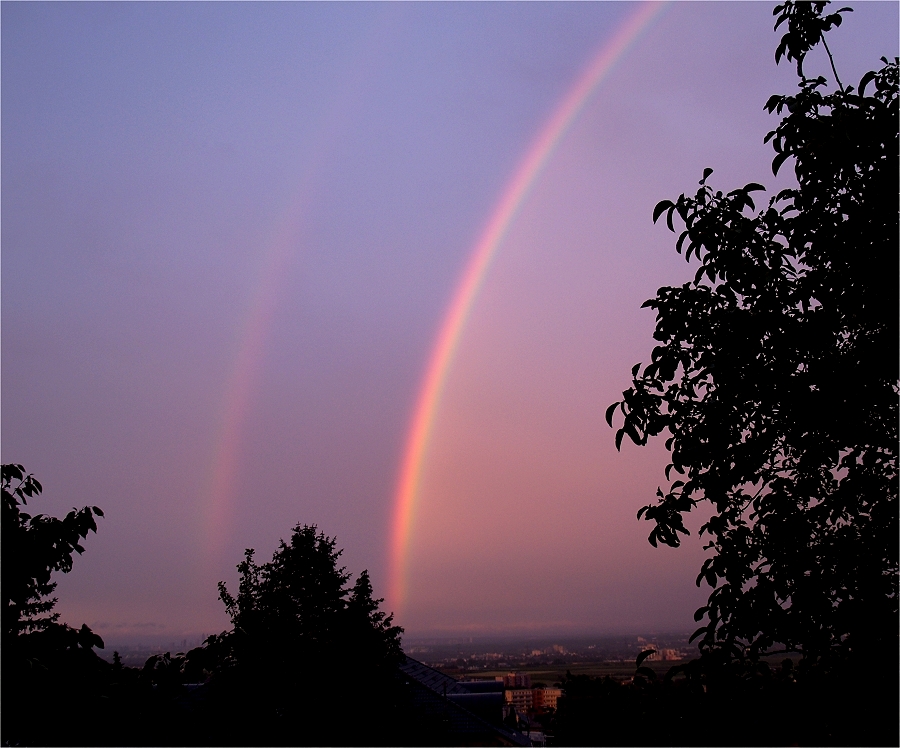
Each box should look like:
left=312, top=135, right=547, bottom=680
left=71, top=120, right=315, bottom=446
left=208, top=524, right=406, bottom=745
left=216, top=523, right=403, bottom=670
left=606, top=1, right=898, bottom=663
left=2, top=464, right=113, bottom=747
left=2, top=463, right=104, bottom=641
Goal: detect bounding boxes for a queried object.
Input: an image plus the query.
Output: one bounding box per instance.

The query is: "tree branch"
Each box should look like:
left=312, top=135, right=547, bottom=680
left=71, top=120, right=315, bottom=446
left=820, top=34, right=844, bottom=92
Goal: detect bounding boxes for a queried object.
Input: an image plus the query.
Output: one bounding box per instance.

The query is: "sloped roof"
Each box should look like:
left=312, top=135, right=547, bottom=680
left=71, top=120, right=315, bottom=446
left=399, top=657, right=530, bottom=747
left=398, top=657, right=473, bottom=695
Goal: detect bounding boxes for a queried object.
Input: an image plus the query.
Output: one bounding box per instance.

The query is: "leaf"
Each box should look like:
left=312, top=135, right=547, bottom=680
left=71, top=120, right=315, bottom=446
left=702, top=167, right=714, bottom=181
left=624, top=420, right=641, bottom=445
left=774, top=40, right=787, bottom=64
left=635, top=666, right=657, bottom=680
left=859, top=69, right=876, bottom=95
left=636, top=649, right=657, bottom=668
left=653, top=200, right=674, bottom=223
left=771, top=151, right=790, bottom=176
left=615, top=429, right=624, bottom=452
left=689, top=626, right=707, bottom=643
left=605, top=402, right=619, bottom=427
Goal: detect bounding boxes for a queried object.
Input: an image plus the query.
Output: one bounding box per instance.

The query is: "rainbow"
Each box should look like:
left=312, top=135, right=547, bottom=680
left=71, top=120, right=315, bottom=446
left=197, top=14, right=393, bottom=570
left=386, top=1, right=667, bottom=615
left=199, top=201, right=303, bottom=567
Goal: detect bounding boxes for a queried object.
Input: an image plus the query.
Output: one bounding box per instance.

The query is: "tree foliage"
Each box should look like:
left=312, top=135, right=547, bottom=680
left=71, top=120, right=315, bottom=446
left=209, top=524, right=406, bottom=744
left=2, top=464, right=116, bottom=747
left=216, top=524, right=403, bottom=669
left=2, top=463, right=104, bottom=639
left=606, top=2, right=898, bottom=661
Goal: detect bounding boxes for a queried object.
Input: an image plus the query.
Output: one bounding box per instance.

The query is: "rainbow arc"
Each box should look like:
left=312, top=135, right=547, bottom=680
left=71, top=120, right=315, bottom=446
left=387, top=1, right=667, bottom=616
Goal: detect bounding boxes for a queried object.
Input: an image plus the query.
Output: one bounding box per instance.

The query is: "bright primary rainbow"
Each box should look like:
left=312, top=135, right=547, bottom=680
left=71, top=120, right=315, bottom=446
left=386, top=1, right=667, bottom=615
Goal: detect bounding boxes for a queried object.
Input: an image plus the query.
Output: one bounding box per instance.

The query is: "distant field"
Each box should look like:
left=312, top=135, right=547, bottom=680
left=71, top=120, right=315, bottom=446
left=439, top=659, right=690, bottom=685
left=437, top=654, right=806, bottom=685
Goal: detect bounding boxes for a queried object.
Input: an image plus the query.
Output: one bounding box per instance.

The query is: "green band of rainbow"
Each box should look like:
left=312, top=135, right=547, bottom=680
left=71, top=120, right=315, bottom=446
left=387, top=1, right=667, bottom=616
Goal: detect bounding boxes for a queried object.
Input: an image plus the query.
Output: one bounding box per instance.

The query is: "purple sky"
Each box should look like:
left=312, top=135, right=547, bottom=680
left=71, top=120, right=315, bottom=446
left=3, top=2, right=896, bottom=646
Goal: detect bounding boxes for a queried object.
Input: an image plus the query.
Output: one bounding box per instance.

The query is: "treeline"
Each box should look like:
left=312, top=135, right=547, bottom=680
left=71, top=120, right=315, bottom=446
left=2, top=464, right=428, bottom=746
left=5, top=462, right=897, bottom=746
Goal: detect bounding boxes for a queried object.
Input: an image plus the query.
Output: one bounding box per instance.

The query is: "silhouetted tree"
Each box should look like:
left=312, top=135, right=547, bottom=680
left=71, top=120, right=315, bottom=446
left=346, top=569, right=405, bottom=671
left=1, top=464, right=118, bottom=746
left=2, top=463, right=105, bottom=640
left=216, top=525, right=403, bottom=671
left=207, top=524, right=406, bottom=745
left=607, top=1, right=897, bottom=666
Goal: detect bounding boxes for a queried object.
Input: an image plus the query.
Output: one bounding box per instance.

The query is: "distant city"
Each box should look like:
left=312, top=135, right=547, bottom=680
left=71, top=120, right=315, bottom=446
left=403, top=634, right=696, bottom=675
left=98, top=632, right=697, bottom=672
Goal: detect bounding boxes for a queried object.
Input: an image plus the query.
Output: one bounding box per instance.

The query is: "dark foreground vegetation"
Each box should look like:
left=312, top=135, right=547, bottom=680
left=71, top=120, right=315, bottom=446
left=552, top=653, right=897, bottom=746
left=4, top=464, right=442, bottom=746
left=598, top=2, right=898, bottom=745
left=2, top=3, right=896, bottom=746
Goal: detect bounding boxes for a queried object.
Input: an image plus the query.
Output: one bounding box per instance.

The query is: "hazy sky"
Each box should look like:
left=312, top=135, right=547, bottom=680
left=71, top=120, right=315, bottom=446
left=3, top=1, right=896, bottom=646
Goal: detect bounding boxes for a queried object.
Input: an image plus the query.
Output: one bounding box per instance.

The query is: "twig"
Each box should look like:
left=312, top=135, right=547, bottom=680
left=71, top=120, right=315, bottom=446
left=820, top=34, right=844, bottom=92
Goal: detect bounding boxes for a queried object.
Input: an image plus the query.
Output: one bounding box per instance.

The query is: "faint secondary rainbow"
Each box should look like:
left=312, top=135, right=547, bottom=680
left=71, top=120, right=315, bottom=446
left=387, top=1, right=667, bottom=615
left=197, top=9, right=397, bottom=572
left=199, top=200, right=303, bottom=568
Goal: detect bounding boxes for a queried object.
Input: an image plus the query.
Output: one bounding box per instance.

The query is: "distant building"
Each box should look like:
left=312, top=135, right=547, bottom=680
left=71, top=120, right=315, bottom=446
left=501, top=672, right=532, bottom=688
left=505, top=688, right=533, bottom=713
left=458, top=680, right=506, bottom=694
left=532, top=688, right=561, bottom=712
left=643, top=646, right=681, bottom=662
